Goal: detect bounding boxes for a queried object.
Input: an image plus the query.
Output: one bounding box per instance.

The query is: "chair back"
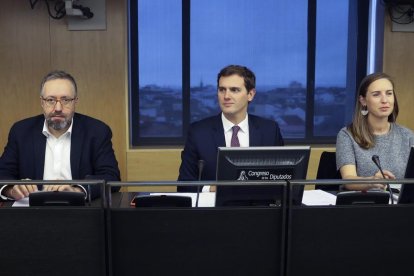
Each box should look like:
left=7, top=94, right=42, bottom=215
left=315, top=151, right=341, bottom=191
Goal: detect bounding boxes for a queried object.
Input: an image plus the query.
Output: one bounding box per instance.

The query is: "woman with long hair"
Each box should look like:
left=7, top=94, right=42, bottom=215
left=336, top=72, right=414, bottom=191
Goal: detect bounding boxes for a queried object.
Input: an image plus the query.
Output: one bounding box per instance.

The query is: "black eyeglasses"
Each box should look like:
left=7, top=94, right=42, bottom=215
left=41, top=97, right=76, bottom=107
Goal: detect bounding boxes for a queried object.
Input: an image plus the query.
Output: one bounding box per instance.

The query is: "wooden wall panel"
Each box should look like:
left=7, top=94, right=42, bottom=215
left=126, top=149, right=181, bottom=192
left=127, top=149, right=182, bottom=181
left=0, top=0, right=127, bottom=180
left=49, top=0, right=127, bottom=180
left=0, top=1, right=50, bottom=147
left=8, top=1, right=407, bottom=185
left=126, top=147, right=335, bottom=191
left=383, top=16, right=414, bottom=131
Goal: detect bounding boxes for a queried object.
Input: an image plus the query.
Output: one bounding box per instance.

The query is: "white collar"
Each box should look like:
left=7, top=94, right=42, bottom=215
left=221, top=113, right=249, bottom=133
left=42, top=118, right=74, bottom=138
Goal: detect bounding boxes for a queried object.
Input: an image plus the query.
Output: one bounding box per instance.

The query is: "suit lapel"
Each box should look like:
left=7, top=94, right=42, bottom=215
left=249, top=115, right=262, bottom=146
left=212, top=114, right=225, bottom=148
left=70, top=114, right=84, bottom=179
left=33, top=129, right=46, bottom=179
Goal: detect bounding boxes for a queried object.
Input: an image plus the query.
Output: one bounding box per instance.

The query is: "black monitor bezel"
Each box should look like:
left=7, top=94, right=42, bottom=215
left=398, top=146, right=414, bottom=204
left=215, top=146, right=311, bottom=207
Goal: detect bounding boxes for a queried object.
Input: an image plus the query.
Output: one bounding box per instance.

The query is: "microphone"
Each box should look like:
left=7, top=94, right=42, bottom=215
left=371, top=155, right=394, bottom=204
left=195, top=160, right=205, bottom=207
left=371, top=155, right=384, bottom=177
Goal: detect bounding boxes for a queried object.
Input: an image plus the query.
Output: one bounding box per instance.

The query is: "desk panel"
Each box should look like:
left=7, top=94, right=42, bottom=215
left=110, top=207, right=284, bottom=276
left=0, top=208, right=106, bottom=276
left=288, top=205, right=414, bottom=276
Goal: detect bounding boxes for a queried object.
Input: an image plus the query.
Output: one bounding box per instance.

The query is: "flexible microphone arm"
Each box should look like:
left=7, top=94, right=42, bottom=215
left=371, top=155, right=394, bottom=204
left=195, top=160, right=205, bottom=207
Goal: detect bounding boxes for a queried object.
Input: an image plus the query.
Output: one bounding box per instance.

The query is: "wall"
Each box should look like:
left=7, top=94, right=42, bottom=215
left=127, top=147, right=334, bottom=183
left=3, top=2, right=411, bottom=186
left=383, top=15, right=414, bottom=131
left=0, top=0, right=127, bottom=180
left=127, top=12, right=414, bottom=184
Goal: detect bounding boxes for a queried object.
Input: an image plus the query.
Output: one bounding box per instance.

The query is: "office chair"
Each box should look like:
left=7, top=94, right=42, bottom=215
left=315, top=151, right=342, bottom=192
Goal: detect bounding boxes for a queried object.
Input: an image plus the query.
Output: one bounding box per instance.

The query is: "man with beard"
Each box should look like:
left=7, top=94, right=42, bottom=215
left=0, top=70, right=120, bottom=200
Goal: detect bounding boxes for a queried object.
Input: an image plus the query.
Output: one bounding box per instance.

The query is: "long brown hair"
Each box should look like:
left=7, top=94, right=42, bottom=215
left=347, top=72, right=399, bottom=149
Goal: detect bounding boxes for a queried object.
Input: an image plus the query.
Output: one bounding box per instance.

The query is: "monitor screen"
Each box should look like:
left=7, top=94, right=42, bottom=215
left=215, top=146, right=310, bottom=207
left=398, top=146, right=414, bottom=204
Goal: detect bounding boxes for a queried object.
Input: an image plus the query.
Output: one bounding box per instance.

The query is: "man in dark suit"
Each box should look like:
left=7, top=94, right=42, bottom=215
left=178, top=65, right=284, bottom=192
left=0, top=70, right=120, bottom=200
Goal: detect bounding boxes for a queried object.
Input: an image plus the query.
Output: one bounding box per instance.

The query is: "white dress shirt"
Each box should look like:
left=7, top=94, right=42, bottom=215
left=42, top=120, right=86, bottom=196
left=222, top=113, right=249, bottom=147
left=42, top=120, right=73, bottom=180
left=0, top=119, right=86, bottom=200
left=202, top=113, right=250, bottom=192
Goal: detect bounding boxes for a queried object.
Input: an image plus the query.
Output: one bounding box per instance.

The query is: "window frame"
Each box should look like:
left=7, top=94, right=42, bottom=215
left=128, top=0, right=370, bottom=147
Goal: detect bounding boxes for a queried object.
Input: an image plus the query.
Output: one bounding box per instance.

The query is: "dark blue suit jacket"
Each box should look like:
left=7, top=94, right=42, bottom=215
left=178, top=114, right=284, bottom=191
left=0, top=113, right=121, bottom=199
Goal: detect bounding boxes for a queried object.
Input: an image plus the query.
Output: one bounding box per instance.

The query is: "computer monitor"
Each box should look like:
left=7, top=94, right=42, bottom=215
left=215, top=146, right=310, bottom=207
left=398, top=146, right=414, bottom=204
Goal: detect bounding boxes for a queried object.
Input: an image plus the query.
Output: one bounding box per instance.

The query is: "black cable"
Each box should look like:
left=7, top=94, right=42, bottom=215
left=29, top=0, right=40, bottom=9
left=54, top=0, right=65, bottom=14
left=30, top=0, right=93, bottom=20
left=73, top=4, right=94, bottom=19
left=44, top=0, right=66, bottom=20
left=390, top=7, right=408, bottom=19
left=388, top=5, right=414, bottom=24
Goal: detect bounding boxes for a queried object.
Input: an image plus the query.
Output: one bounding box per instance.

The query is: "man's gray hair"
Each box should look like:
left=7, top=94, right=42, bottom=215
left=40, top=70, right=77, bottom=96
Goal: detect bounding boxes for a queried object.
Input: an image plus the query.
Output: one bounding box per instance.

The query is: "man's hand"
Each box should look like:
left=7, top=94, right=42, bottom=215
left=4, top=184, right=84, bottom=200
left=43, top=185, right=83, bottom=193
left=4, top=184, right=38, bottom=200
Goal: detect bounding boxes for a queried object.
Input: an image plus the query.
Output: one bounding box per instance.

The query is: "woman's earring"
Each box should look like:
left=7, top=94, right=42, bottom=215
left=361, top=105, right=368, bottom=116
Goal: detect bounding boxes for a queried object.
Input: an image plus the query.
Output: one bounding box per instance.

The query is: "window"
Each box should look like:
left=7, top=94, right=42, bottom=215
left=313, top=0, right=365, bottom=139
left=129, top=0, right=369, bottom=146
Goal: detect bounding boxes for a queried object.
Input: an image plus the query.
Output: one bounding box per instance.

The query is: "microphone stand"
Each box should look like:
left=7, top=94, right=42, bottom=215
left=372, top=155, right=394, bottom=204
left=195, top=160, right=205, bottom=207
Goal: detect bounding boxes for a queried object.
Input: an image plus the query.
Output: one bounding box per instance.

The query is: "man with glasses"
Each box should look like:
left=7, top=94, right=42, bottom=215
left=0, top=70, right=120, bottom=200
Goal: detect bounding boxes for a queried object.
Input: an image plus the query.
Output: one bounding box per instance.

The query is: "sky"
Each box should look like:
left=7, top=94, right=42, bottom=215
left=137, top=0, right=350, bottom=87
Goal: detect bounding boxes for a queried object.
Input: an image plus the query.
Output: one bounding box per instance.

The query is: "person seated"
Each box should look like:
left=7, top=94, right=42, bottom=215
left=336, top=72, right=414, bottom=191
left=0, top=70, right=120, bottom=200
left=177, top=65, right=284, bottom=192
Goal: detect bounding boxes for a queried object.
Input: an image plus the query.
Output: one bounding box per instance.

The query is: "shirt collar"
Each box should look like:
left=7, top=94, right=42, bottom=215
left=42, top=118, right=74, bottom=138
left=221, top=113, right=249, bottom=133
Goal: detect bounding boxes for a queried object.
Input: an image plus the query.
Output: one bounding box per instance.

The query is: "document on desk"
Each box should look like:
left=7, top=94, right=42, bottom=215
left=302, top=189, right=336, bottom=206
left=150, top=192, right=216, bottom=207
left=12, top=197, right=30, bottom=207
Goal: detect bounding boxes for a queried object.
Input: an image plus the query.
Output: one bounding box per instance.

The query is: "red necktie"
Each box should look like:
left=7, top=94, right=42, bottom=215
left=231, top=126, right=240, bottom=147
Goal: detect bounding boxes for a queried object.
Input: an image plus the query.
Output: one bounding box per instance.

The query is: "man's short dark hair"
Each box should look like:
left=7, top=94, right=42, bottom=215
left=217, top=65, right=256, bottom=92
left=40, top=70, right=77, bottom=96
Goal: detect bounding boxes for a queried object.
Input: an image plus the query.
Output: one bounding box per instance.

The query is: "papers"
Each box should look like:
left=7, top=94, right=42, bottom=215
left=149, top=190, right=337, bottom=207
left=151, top=190, right=337, bottom=207
left=150, top=192, right=216, bottom=207
left=12, top=197, right=30, bottom=207
left=302, top=189, right=337, bottom=206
